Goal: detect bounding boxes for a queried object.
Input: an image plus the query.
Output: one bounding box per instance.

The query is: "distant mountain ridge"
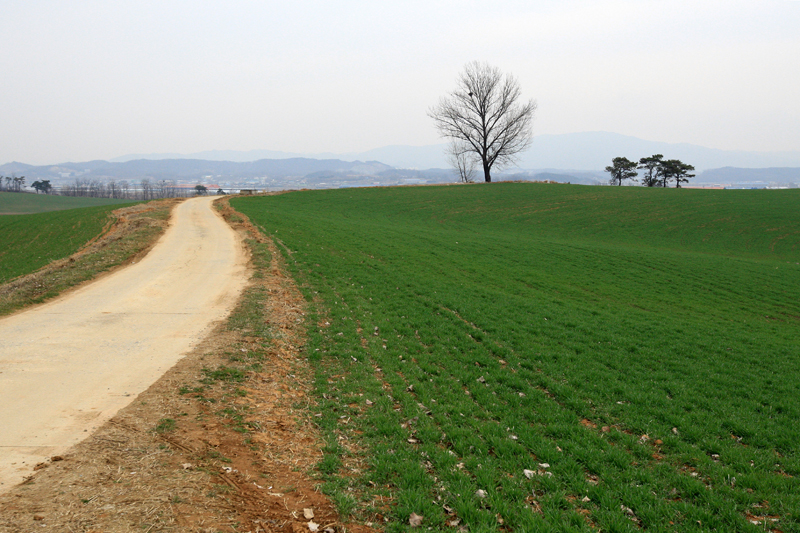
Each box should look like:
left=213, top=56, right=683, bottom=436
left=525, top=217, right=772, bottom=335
left=0, top=158, right=392, bottom=181
left=517, top=132, right=800, bottom=172
left=2, top=132, right=799, bottom=186
left=696, top=167, right=800, bottom=184
left=106, top=132, right=800, bottom=172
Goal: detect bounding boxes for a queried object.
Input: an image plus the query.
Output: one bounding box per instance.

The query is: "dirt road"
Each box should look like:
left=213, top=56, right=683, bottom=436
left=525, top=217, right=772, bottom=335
left=0, top=196, right=248, bottom=492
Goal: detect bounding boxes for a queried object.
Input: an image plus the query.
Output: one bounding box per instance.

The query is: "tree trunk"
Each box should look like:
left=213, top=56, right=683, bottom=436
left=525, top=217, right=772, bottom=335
left=483, top=161, right=492, bottom=183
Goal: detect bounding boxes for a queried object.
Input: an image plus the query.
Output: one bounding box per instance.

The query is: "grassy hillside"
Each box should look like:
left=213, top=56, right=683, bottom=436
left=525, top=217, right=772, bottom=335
left=0, top=192, right=132, bottom=214
left=0, top=204, right=131, bottom=283
left=232, top=184, right=800, bottom=533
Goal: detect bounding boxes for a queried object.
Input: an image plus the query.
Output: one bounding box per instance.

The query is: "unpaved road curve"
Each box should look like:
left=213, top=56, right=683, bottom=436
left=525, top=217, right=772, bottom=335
left=0, top=196, right=248, bottom=492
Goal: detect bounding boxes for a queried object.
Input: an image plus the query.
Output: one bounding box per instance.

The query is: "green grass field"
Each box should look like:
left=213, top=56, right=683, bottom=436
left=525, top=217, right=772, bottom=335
left=0, top=203, right=132, bottom=283
left=0, top=192, right=132, bottom=214
left=233, top=184, right=800, bottom=532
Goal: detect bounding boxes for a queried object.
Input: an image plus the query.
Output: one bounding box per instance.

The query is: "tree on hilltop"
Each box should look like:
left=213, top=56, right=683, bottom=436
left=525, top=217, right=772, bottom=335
left=661, top=159, right=695, bottom=188
left=429, top=62, right=536, bottom=183
left=605, top=157, right=638, bottom=186
left=31, top=180, right=52, bottom=194
left=10, top=176, right=26, bottom=192
left=638, top=155, right=664, bottom=187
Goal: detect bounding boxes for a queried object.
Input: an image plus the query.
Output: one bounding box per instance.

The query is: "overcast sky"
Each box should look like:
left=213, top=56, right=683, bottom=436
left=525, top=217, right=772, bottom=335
left=2, top=0, right=799, bottom=165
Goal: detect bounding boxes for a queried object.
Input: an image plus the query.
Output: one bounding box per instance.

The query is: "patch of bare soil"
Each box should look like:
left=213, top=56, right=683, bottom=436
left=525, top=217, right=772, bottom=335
left=0, top=199, right=373, bottom=533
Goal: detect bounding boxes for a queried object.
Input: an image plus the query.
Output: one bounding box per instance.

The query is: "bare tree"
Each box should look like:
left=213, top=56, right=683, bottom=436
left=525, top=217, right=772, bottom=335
left=140, top=179, right=153, bottom=200
left=156, top=179, right=167, bottom=198
left=429, top=62, right=536, bottom=183
left=107, top=180, right=120, bottom=198
left=88, top=180, right=104, bottom=197
left=446, top=140, right=477, bottom=183
left=64, top=178, right=90, bottom=197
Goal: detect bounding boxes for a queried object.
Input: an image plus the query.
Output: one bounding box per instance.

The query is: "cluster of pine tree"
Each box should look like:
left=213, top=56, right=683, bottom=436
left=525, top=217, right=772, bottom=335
left=0, top=175, right=28, bottom=192
left=605, top=155, right=695, bottom=187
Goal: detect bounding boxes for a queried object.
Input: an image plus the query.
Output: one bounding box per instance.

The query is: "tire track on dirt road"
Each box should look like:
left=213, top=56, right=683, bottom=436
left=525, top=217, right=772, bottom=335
left=0, top=196, right=248, bottom=492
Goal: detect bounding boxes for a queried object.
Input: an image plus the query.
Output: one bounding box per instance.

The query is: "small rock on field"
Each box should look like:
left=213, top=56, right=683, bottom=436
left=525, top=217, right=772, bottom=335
left=523, top=469, right=536, bottom=479
left=307, top=521, right=320, bottom=532
left=303, top=508, right=314, bottom=519
left=475, top=489, right=488, bottom=499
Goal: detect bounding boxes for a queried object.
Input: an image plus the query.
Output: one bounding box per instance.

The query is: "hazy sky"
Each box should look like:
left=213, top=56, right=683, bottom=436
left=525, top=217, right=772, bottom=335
left=2, top=0, right=799, bottom=165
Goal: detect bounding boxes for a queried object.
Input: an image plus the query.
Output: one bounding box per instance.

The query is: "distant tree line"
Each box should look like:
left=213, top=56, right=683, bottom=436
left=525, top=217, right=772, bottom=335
left=0, top=175, right=27, bottom=192
left=0, top=176, right=222, bottom=200
left=605, top=155, right=695, bottom=187
left=61, top=178, right=226, bottom=199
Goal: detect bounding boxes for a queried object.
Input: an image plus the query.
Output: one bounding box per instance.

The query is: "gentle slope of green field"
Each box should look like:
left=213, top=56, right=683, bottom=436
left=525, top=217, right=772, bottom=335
left=232, top=184, right=800, bottom=532
left=0, top=192, right=132, bottom=214
left=0, top=204, right=131, bottom=283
